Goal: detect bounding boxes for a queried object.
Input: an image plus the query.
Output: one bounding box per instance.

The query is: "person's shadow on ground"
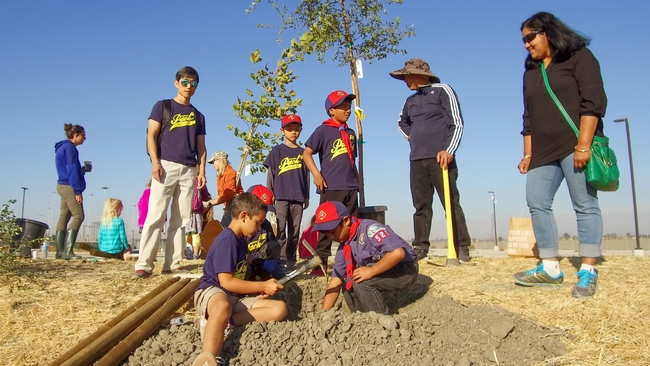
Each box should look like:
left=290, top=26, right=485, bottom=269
left=273, top=281, right=305, bottom=320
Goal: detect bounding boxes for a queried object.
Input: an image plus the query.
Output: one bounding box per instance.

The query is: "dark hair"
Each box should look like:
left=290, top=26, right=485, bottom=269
left=230, top=193, right=267, bottom=219
left=521, top=12, right=590, bottom=70
left=175, top=66, right=199, bottom=83
left=64, top=123, right=85, bottom=139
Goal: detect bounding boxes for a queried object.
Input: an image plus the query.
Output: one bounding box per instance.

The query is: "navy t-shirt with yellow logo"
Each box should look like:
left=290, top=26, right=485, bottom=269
left=305, top=124, right=358, bottom=192
left=263, top=144, right=310, bottom=202
left=149, top=99, right=206, bottom=167
left=246, top=220, right=277, bottom=258
left=198, top=228, right=248, bottom=296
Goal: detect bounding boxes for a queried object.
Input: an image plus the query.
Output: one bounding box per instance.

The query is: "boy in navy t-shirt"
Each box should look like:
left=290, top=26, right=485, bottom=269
left=193, top=193, right=287, bottom=366
left=245, top=185, right=284, bottom=280
left=304, top=90, right=360, bottom=272
left=316, top=201, right=418, bottom=314
left=263, top=114, right=310, bottom=268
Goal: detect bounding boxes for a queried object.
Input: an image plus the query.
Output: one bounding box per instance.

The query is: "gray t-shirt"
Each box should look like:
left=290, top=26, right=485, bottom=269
left=149, top=99, right=206, bottom=166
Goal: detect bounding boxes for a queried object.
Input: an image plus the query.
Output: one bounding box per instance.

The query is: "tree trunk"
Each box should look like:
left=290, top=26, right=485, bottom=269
left=339, top=0, right=365, bottom=207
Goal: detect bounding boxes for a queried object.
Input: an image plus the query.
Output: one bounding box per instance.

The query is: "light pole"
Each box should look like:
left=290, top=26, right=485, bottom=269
left=101, top=186, right=110, bottom=202
left=130, top=204, right=136, bottom=235
left=488, top=191, right=498, bottom=251
left=47, top=207, right=52, bottom=235
left=613, top=118, right=641, bottom=255
left=20, top=187, right=28, bottom=219
left=51, top=191, right=56, bottom=234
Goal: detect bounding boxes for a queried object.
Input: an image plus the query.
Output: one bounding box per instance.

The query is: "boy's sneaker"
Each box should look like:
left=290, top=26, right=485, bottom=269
left=193, top=254, right=201, bottom=260
left=514, top=264, right=564, bottom=287
left=572, top=269, right=598, bottom=298
left=162, top=267, right=189, bottom=274
left=130, top=270, right=152, bottom=279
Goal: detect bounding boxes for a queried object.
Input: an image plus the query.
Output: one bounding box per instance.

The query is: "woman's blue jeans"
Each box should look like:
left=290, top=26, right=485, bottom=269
left=526, top=153, right=602, bottom=259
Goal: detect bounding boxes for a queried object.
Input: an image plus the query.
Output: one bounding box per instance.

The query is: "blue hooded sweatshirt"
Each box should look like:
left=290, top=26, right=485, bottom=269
left=55, top=140, right=86, bottom=195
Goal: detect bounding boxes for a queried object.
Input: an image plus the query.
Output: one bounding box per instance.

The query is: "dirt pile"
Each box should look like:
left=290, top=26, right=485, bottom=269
left=123, top=274, right=565, bottom=365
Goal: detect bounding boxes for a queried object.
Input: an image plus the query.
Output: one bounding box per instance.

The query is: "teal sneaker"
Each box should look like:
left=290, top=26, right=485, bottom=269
left=514, top=264, right=564, bottom=287
left=572, top=269, right=598, bottom=298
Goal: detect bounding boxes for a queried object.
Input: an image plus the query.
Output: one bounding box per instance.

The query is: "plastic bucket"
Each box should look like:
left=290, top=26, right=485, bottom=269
left=358, top=206, right=388, bottom=224
left=13, top=219, right=49, bottom=248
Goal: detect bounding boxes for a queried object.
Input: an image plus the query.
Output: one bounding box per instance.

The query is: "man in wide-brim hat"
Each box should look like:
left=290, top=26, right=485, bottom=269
left=390, top=57, right=472, bottom=263
left=389, top=57, right=441, bottom=83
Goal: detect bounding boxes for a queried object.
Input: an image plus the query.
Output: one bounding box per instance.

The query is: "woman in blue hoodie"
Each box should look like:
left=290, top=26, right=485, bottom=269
left=54, top=123, right=88, bottom=259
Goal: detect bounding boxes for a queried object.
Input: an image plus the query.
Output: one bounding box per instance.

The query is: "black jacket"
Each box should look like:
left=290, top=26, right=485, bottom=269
left=397, top=83, right=465, bottom=161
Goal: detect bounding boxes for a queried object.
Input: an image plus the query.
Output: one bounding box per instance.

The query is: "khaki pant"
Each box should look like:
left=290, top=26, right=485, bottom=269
left=56, top=184, right=85, bottom=231
left=135, top=160, right=195, bottom=272
left=194, top=286, right=258, bottom=340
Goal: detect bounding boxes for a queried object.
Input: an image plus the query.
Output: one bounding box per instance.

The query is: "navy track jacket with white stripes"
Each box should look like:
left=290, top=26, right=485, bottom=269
left=397, top=83, right=464, bottom=161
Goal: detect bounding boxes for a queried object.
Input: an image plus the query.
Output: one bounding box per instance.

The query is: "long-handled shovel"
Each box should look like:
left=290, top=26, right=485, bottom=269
left=443, top=166, right=459, bottom=266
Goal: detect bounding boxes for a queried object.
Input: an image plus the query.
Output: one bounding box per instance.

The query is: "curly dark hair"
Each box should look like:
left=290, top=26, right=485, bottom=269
left=521, top=12, right=590, bottom=70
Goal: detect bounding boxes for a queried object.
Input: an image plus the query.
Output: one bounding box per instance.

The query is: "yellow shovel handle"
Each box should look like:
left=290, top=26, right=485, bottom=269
left=442, top=166, right=457, bottom=259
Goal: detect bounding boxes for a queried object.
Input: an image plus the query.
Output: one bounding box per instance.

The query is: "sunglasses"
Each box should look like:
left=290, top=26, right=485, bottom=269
left=180, top=79, right=198, bottom=88
left=522, top=31, right=541, bottom=44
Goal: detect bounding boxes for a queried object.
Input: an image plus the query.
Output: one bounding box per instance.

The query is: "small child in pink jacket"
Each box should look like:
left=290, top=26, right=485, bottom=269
left=136, top=179, right=152, bottom=234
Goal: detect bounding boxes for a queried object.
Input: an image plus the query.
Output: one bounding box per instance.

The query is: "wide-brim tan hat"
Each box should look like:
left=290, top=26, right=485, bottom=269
left=390, top=58, right=440, bottom=83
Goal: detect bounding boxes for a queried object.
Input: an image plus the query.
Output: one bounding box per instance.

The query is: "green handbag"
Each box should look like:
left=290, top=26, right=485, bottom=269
left=540, top=63, right=620, bottom=191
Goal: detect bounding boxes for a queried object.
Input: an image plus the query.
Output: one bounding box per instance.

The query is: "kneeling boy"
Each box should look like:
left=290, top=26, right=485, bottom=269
left=317, top=201, right=418, bottom=314
left=193, top=193, right=288, bottom=366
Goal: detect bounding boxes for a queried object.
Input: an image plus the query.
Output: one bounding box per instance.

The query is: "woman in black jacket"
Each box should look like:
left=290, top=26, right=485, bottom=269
left=513, top=12, right=606, bottom=298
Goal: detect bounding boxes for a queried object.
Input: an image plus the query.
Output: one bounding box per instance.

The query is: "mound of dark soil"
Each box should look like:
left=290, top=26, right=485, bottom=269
left=123, top=275, right=565, bottom=366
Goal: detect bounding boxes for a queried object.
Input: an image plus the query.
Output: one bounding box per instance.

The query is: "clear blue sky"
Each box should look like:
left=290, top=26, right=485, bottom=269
left=1, top=1, right=648, bottom=241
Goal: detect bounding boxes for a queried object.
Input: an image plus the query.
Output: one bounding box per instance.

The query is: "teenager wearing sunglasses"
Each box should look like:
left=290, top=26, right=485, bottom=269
left=514, top=12, right=607, bottom=298
left=133, top=66, right=207, bottom=279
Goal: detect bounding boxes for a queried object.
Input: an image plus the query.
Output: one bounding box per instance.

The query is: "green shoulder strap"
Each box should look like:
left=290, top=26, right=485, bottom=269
left=540, top=63, right=580, bottom=137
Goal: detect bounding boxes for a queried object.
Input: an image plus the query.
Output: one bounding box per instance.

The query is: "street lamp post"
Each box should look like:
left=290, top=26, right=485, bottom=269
left=20, top=187, right=28, bottom=219
left=488, top=191, right=498, bottom=251
left=101, top=186, right=110, bottom=202
left=613, top=118, right=642, bottom=255
left=51, top=191, right=56, bottom=234
left=130, top=204, right=136, bottom=235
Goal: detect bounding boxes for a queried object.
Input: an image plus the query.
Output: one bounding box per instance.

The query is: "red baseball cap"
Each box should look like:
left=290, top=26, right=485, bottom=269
left=247, top=185, right=276, bottom=213
left=281, top=114, right=302, bottom=127
left=313, top=201, right=350, bottom=232
left=325, top=90, right=356, bottom=114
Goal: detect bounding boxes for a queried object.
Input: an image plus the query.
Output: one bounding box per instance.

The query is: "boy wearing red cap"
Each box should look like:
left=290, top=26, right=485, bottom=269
left=316, top=201, right=418, bottom=314
left=304, top=91, right=360, bottom=272
left=263, top=114, right=310, bottom=269
left=245, top=184, right=284, bottom=280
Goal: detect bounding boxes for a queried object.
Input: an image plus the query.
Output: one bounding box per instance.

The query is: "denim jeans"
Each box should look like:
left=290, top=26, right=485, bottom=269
left=342, top=261, right=418, bottom=314
left=526, top=153, right=602, bottom=258
left=410, top=158, right=471, bottom=251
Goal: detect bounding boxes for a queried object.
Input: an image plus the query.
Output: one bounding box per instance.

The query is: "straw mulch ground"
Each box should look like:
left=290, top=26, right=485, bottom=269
left=0, top=255, right=648, bottom=365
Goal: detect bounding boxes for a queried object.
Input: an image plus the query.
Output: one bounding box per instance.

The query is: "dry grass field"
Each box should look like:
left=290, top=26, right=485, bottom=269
left=0, top=254, right=648, bottom=365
